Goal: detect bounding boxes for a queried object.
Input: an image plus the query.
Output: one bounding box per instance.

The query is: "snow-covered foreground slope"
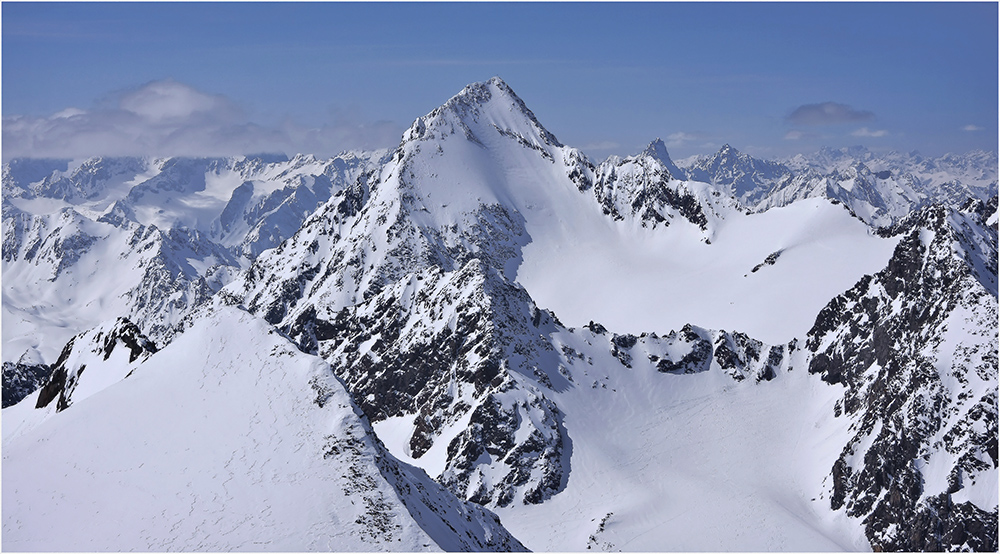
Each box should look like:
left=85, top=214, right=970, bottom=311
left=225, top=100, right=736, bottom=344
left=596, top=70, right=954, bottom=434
left=2, top=304, right=525, bottom=551
left=4, top=76, right=996, bottom=552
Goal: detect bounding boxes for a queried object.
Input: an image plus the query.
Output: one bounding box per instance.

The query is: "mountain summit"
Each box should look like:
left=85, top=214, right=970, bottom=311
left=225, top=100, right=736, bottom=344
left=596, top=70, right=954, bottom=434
left=3, top=77, right=996, bottom=552
left=402, top=76, right=562, bottom=152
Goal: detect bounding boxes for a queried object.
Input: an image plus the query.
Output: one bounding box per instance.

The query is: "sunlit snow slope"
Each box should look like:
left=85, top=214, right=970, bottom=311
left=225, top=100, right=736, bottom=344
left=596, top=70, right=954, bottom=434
left=2, top=304, right=525, bottom=552
left=516, top=195, right=898, bottom=344
left=4, top=76, right=995, bottom=553
left=488, top=355, right=868, bottom=551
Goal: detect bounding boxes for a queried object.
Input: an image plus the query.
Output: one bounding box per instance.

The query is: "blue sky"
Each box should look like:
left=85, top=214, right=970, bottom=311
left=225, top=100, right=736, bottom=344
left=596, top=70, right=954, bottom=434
left=3, top=2, right=997, bottom=161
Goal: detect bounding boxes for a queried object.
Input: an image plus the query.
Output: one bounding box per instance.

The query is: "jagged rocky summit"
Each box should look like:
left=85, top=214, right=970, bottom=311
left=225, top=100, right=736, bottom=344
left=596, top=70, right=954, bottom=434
left=3, top=76, right=997, bottom=551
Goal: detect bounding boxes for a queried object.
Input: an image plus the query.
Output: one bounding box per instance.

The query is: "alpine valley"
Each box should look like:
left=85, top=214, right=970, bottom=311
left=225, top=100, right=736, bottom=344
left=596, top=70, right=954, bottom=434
left=3, top=77, right=997, bottom=551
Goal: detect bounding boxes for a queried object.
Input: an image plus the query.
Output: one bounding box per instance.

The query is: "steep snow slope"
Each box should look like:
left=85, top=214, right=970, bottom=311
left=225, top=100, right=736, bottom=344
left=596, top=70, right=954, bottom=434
left=2, top=304, right=525, bottom=552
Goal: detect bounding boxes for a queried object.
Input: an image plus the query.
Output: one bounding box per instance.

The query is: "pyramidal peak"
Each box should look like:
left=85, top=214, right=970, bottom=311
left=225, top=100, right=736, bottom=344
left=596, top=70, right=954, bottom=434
left=717, top=143, right=741, bottom=159
left=643, top=137, right=670, bottom=160
left=642, top=137, right=686, bottom=179
left=401, top=77, right=562, bottom=150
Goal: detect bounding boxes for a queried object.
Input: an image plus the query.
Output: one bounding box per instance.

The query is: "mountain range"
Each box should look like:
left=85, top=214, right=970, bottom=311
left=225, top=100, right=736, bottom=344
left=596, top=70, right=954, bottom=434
left=3, top=77, right=996, bottom=551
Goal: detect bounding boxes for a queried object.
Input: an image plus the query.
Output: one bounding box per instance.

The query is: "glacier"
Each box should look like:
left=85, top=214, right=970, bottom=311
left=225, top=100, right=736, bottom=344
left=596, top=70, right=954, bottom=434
left=3, top=76, right=996, bottom=552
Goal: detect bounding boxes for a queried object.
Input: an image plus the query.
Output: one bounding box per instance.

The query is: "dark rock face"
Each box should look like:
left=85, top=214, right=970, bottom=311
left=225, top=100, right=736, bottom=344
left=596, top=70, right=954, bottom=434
left=806, top=204, right=998, bottom=551
left=641, top=323, right=785, bottom=382
left=904, top=494, right=998, bottom=552
left=34, top=366, right=67, bottom=410
left=592, top=152, right=710, bottom=230
left=751, top=250, right=782, bottom=273
left=287, top=260, right=569, bottom=508
left=31, top=318, right=158, bottom=413
left=2, top=361, right=52, bottom=408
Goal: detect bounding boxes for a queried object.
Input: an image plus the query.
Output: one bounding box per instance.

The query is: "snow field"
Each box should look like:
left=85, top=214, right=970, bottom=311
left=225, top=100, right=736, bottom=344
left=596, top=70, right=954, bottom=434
left=517, top=196, right=900, bottom=346
left=1, top=305, right=522, bottom=551
left=490, top=345, right=871, bottom=551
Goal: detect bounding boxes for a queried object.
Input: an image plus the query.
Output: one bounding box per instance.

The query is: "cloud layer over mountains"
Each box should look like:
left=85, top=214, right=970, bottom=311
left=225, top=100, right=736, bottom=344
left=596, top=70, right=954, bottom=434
left=1, top=80, right=402, bottom=161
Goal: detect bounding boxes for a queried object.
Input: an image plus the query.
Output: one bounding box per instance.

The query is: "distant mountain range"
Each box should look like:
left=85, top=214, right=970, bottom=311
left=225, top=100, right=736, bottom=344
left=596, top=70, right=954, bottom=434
left=3, top=77, right=996, bottom=551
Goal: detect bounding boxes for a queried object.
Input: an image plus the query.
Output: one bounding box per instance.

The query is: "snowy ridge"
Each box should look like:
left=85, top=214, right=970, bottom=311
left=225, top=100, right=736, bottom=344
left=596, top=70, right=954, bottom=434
left=3, top=76, right=998, bottom=551
left=683, top=143, right=793, bottom=207
left=3, top=316, right=157, bottom=444
left=678, top=144, right=997, bottom=227
left=2, top=304, right=525, bottom=551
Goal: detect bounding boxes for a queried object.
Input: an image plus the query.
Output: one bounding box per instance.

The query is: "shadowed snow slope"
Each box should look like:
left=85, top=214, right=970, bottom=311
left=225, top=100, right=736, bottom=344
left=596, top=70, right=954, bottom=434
left=2, top=304, right=525, bottom=552
left=4, top=77, right=996, bottom=553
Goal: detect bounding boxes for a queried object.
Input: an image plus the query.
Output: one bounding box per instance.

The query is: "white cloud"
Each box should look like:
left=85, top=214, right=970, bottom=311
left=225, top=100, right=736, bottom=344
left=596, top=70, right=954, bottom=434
left=783, top=130, right=818, bottom=141
left=52, top=107, right=87, bottom=119
left=962, top=124, right=984, bottom=132
left=851, top=127, right=889, bottom=137
left=665, top=132, right=699, bottom=148
left=2, top=80, right=404, bottom=161
left=118, top=80, right=237, bottom=123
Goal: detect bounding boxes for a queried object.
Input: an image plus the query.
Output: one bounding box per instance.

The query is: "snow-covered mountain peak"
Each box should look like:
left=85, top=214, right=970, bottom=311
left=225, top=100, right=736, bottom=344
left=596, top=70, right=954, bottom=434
left=641, top=137, right=685, bottom=179
left=401, top=77, right=562, bottom=153
left=643, top=137, right=669, bottom=159
left=5, top=75, right=998, bottom=552
left=680, top=143, right=793, bottom=206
